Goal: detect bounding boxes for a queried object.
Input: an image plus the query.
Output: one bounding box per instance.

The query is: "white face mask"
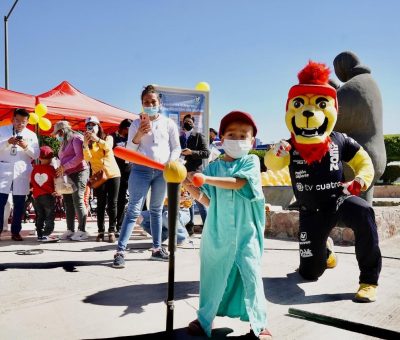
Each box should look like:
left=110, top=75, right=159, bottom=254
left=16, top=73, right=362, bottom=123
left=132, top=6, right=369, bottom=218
left=222, top=139, right=253, bottom=159
left=87, top=125, right=99, bottom=134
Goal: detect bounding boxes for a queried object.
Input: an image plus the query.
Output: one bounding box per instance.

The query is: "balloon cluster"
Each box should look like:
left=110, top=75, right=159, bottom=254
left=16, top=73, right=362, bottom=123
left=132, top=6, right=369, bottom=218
left=261, top=167, right=292, bottom=186
left=29, top=104, right=52, bottom=131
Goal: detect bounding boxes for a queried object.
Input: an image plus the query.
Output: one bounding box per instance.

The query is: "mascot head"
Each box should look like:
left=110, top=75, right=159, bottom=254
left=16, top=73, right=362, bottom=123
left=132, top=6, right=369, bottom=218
left=286, top=61, right=338, bottom=164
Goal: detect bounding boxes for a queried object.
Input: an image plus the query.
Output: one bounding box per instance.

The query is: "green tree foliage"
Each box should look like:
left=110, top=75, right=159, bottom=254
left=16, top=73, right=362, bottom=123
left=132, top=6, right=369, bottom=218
left=380, top=165, right=400, bottom=184
left=384, top=134, right=400, bottom=163
left=249, top=149, right=267, bottom=172
left=39, top=135, right=60, bottom=156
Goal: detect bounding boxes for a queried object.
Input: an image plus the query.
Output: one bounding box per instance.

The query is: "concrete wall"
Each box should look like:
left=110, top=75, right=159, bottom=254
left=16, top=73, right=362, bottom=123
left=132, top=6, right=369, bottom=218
left=265, top=206, right=400, bottom=245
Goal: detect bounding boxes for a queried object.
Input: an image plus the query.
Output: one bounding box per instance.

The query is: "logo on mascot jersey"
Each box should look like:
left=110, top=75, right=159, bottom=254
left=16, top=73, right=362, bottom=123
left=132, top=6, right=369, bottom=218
left=300, top=248, right=313, bottom=258
left=329, top=142, right=339, bottom=171
left=300, top=232, right=307, bottom=241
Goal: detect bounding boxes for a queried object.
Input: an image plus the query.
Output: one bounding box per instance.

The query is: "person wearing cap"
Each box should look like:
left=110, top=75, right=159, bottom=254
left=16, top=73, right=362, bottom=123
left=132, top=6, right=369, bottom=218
left=110, top=118, right=133, bottom=234
left=0, top=108, right=40, bottom=241
left=179, top=113, right=210, bottom=235
left=83, top=116, right=121, bottom=243
left=265, top=61, right=381, bottom=303
left=30, top=146, right=58, bottom=242
left=183, top=111, right=271, bottom=339
left=53, top=120, right=90, bottom=241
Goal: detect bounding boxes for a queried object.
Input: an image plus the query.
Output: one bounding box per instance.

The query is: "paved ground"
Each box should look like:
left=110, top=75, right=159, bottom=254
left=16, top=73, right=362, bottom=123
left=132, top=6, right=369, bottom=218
left=0, top=220, right=399, bottom=340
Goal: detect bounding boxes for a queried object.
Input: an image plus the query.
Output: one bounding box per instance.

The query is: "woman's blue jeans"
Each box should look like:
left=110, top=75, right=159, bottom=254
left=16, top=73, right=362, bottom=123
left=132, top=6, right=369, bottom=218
left=140, top=207, right=189, bottom=244
left=117, top=164, right=166, bottom=252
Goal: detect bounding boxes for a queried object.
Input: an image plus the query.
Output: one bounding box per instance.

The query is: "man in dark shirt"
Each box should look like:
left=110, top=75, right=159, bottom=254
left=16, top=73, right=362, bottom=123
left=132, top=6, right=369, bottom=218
left=111, top=119, right=132, bottom=234
left=179, top=114, right=210, bottom=235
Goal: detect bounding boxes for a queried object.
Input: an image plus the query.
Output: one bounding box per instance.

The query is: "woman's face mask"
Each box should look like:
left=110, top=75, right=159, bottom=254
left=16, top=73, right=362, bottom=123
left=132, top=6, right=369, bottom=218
left=143, top=106, right=160, bottom=117
left=56, top=134, right=64, bottom=143
left=87, top=124, right=99, bottom=134
left=222, top=139, right=253, bottom=159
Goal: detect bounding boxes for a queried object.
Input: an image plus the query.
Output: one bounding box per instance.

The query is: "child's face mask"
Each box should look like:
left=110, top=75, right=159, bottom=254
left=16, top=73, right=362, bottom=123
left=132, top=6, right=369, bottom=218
left=222, top=139, right=253, bottom=159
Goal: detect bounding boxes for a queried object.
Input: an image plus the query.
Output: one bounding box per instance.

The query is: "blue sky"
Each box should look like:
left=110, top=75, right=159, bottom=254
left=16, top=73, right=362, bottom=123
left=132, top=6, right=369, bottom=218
left=1, top=0, right=399, bottom=143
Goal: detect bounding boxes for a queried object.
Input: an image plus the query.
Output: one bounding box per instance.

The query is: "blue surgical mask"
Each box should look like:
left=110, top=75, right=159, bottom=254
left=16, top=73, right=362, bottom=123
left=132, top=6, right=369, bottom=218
left=143, top=106, right=160, bottom=116
left=56, top=135, right=64, bottom=143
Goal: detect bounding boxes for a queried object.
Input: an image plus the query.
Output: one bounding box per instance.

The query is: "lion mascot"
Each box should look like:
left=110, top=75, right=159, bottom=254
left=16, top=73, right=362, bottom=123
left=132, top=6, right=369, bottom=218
left=265, top=61, right=382, bottom=302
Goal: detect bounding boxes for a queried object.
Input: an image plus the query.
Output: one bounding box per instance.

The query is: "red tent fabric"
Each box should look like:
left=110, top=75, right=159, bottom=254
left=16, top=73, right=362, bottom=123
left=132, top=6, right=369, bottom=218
left=37, top=81, right=138, bottom=133
left=0, top=87, right=36, bottom=125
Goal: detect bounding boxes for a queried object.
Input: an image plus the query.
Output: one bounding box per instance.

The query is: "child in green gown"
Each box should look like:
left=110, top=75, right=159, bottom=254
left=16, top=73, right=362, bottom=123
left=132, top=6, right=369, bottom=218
left=184, top=111, right=272, bottom=339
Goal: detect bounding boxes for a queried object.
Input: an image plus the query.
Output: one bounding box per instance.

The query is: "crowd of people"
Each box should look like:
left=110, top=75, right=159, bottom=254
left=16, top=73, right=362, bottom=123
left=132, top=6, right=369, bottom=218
left=0, top=77, right=383, bottom=339
left=0, top=86, right=215, bottom=249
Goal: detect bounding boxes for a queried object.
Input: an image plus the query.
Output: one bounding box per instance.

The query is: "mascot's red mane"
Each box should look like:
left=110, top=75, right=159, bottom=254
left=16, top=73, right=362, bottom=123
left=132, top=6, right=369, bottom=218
left=298, top=61, right=330, bottom=85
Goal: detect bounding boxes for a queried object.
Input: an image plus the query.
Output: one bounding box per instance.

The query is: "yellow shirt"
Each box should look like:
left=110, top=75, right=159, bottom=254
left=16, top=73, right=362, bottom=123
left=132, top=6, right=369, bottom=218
left=164, top=187, right=193, bottom=209
left=83, top=136, right=121, bottom=178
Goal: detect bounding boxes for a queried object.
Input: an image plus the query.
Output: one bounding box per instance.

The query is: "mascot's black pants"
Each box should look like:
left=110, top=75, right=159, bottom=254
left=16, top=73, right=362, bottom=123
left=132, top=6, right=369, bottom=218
left=298, top=195, right=382, bottom=285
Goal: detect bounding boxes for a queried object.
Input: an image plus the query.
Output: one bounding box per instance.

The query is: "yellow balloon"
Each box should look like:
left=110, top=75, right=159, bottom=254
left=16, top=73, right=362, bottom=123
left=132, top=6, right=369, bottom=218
left=38, top=117, right=52, bottom=131
left=28, top=113, right=39, bottom=125
left=35, top=103, right=48, bottom=117
left=195, top=82, right=210, bottom=92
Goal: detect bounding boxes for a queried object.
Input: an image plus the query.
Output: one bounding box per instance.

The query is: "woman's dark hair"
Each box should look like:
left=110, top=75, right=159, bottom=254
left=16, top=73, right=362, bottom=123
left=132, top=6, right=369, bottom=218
left=183, top=114, right=194, bottom=123
left=14, top=108, right=29, bottom=117
left=141, top=85, right=159, bottom=102
left=209, top=128, right=218, bottom=135
left=96, top=124, right=107, bottom=140
left=119, top=118, right=132, bottom=130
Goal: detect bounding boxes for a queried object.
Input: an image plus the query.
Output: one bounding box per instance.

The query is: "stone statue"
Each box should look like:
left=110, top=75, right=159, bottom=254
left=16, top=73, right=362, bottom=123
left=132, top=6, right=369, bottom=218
left=333, top=51, right=386, bottom=203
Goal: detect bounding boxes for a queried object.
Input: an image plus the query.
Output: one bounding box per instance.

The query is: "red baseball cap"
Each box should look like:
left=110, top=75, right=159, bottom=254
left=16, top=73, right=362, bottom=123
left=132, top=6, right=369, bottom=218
left=219, top=110, right=258, bottom=137
left=39, top=146, right=54, bottom=159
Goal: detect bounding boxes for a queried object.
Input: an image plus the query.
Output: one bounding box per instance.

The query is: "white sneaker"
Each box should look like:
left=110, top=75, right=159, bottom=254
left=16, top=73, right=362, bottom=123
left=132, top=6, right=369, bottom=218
left=60, top=230, right=74, bottom=240
left=70, top=230, right=89, bottom=241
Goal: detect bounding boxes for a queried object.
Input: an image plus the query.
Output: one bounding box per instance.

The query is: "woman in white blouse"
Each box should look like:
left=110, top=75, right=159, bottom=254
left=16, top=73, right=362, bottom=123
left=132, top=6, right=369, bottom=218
left=113, top=85, right=181, bottom=267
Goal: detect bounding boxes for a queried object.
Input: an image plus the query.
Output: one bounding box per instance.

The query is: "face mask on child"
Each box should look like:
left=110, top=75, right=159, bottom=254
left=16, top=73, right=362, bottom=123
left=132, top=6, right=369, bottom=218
left=222, top=139, right=253, bottom=159
left=143, top=106, right=160, bottom=116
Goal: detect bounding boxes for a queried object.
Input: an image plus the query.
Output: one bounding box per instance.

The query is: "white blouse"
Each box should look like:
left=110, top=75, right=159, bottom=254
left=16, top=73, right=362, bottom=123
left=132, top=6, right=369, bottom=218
left=126, top=114, right=181, bottom=165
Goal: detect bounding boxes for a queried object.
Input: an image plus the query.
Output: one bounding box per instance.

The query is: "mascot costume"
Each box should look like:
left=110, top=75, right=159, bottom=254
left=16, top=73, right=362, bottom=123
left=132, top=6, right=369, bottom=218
left=265, top=61, right=382, bottom=302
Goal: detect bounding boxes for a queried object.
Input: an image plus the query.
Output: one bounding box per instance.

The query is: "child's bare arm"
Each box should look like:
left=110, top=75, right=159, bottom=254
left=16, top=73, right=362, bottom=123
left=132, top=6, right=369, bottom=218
left=203, top=175, right=247, bottom=190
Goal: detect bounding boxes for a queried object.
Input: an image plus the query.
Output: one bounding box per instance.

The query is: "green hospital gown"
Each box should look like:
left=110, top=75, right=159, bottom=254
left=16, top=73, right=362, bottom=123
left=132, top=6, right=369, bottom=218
left=198, top=154, right=267, bottom=337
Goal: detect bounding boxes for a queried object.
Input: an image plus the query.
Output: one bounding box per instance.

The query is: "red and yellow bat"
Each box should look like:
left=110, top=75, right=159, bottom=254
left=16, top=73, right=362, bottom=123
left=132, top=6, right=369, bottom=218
left=114, top=146, right=165, bottom=171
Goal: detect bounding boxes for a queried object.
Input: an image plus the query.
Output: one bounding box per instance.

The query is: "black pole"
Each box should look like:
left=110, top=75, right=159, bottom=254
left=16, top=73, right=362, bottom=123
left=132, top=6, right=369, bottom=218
left=166, top=182, right=180, bottom=333
left=4, top=0, right=20, bottom=89
left=4, top=16, right=8, bottom=89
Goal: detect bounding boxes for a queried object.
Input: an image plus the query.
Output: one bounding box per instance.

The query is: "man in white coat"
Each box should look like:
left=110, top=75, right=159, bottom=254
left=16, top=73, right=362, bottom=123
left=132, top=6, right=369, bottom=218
left=0, top=108, right=39, bottom=241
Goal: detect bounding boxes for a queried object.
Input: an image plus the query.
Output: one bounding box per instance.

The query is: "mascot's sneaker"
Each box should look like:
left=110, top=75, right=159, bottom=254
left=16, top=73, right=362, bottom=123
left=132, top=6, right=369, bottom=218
left=354, top=283, right=377, bottom=302
left=326, top=237, right=338, bottom=269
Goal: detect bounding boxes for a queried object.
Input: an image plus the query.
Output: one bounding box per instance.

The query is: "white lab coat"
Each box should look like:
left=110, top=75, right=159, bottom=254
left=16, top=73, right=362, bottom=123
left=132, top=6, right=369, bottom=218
left=0, top=124, right=39, bottom=195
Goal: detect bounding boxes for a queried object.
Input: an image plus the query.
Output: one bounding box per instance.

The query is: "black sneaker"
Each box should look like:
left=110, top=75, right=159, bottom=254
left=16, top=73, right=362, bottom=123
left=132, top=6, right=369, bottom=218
left=150, top=247, right=169, bottom=262
left=185, top=222, right=194, bottom=236
left=112, top=253, right=125, bottom=268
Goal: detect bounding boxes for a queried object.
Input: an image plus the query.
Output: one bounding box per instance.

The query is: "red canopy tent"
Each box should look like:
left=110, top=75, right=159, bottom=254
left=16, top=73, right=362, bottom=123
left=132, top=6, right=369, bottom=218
left=37, top=81, right=137, bottom=133
left=0, top=81, right=137, bottom=132
left=0, top=87, right=36, bottom=126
